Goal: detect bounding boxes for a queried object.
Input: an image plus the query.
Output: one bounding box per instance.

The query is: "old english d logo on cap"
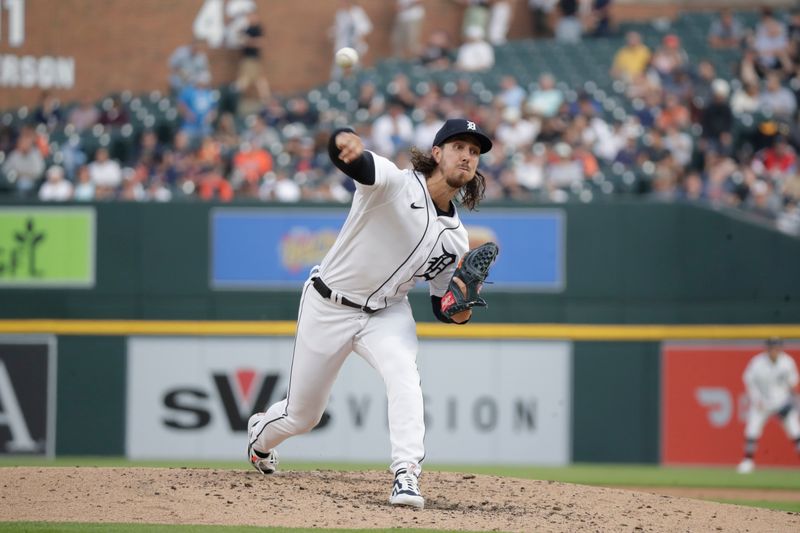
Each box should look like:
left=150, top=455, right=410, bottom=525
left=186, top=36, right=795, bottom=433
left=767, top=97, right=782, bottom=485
left=432, top=119, right=493, bottom=154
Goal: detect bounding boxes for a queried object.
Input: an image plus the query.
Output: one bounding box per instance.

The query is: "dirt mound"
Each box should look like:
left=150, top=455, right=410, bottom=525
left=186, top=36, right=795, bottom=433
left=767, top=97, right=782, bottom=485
left=1, top=467, right=799, bottom=532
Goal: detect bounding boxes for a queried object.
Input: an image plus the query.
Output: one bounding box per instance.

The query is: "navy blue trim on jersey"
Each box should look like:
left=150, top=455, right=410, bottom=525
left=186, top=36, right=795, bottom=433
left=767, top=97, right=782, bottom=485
left=364, top=170, right=432, bottom=310
left=249, top=282, right=313, bottom=449
left=328, top=127, right=376, bottom=185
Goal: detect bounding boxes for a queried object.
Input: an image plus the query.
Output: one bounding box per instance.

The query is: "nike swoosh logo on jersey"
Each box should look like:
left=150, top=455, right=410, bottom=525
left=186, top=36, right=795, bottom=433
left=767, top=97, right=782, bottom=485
left=410, top=202, right=424, bottom=209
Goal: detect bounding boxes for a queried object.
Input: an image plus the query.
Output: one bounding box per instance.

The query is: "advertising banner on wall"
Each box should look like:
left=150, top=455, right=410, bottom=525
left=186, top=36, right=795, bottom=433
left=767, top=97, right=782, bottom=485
left=0, top=207, right=95, bottom=287
left=210, top=208, right=565, bottom=291
left=127, top=337, right=571, bottom=465
left=0, top=336, right=56, bottom=456
left=662, top=342, right=800, bottom=467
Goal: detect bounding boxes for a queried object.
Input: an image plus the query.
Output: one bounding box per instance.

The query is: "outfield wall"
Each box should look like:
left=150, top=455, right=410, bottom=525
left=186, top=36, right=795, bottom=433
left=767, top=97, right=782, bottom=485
left=2, top=201, right=799, bottom=323
left=2, top=330, right=800, bottom=467
left=1, top=201, right=799, bottom=465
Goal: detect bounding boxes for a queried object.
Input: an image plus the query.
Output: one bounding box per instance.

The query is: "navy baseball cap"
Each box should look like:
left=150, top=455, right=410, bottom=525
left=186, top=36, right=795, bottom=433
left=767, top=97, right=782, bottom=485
left=766, top=336, right=783, bottom=346
left=432, top=118, right=493, bottom=154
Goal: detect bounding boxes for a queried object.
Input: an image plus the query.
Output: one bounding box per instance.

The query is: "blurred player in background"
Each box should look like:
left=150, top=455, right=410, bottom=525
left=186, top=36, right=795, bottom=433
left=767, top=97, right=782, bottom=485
left=737, top=337, right=800, bottom=473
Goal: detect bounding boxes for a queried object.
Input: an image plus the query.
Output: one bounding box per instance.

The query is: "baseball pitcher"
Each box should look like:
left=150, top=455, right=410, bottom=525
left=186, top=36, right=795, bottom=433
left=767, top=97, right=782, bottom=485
left=247, top=119, right=498, bottom=509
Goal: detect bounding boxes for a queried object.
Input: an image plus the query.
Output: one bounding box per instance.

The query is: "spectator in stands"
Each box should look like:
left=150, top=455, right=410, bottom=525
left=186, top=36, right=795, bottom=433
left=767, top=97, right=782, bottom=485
left=386, top=72, right=418, bottom=112
left=285, top=96, right=319, bottom=129
left=198, top=165, right=234, bottom=202
left=177, top=74, right=218, bottom=140
left=59, top=135, right=87, bottom=182
left=528, top=0, right=556, bottom=38
left=72, top=165, right=95, bottom=201
left=610, top=31, right=651, bottom=82
left=487, top=0, right=514, bottom=45
left=355, top=79, right=386, bottom=118
left=235, top=9, right=271, bottom=102
left=2, top=128, right=45, bottom=198
left=585, top=0, right=613, bottom=38
left=67, top=97, right=100, bottom=132
left=663, top=125, right=693, bottom=168
left=37, top=165, right=73, bottom=201
left=656, top=93, right=691, bottom=131
left=700, top=79, right=733, bottom=144
left=708, top=8, right=745, bottom=49
left=131, top=130, right=165, bottom=171
left=679, top=170, right=706, bottom=201
left=689, top=60, right=719, bottom=113
left=413, top=111, right=445, bottom=151
left=455, top=25, right=495, bottom=72
left=511, top=142, right=547, bottom=195
left=526, top=72, right=563, bottom=118
left=758, top=72, right=797, bottom=121
left=370, top=99, right=414, bottom=156
left=33, top=91, right=62, bottom=131
left=99, top=95, right=129, bottom=127
left=545, top=141, right=583, bottom=199
left=330, top=0, right=372, bottom=77
left=260, top=170, right=302, bottom=202
left=496, top=74, right=527, bottom=111
left=753, top=134, right=797, bottom=184
left=88, top=146, right=123, bottom=199
left=554, top=0, right=581, bottom=43
left=419, top=29, right=454, bottom=70
left=231, top=141, right=273, bottom=191
left=392, top=0, right=425, bottom=59
left=788, top=8, right=800, bottom=64
left=752, top=7, right=792, bottom=74
left=496, top=106, right=538, bottom=150
left=241, top=113, right=279, bottom=151
left=650, top=34, right=688, bottom=88
left=731, top=80, right=762, bottom=116
left=168, top=38, right=211, bottom=95
left=450, top=0, right=491, bottom=38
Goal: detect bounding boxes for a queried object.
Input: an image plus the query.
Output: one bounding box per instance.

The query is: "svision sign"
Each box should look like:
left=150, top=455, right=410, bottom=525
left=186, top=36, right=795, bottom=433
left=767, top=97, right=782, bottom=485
left=0, top=207, right=95, bottom=288
left=210, top=208, right=565, bottom=291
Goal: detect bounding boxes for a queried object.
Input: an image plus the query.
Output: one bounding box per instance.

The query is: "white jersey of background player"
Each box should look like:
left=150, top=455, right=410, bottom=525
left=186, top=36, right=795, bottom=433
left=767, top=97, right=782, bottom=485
left=247, top=119, right=494, bottom=508
left=737, top=337, right=800, bottom=473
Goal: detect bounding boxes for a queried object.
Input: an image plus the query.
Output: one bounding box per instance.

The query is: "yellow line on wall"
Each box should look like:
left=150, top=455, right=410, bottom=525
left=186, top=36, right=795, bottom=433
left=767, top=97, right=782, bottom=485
left=0, top=320, right=798, bottom=340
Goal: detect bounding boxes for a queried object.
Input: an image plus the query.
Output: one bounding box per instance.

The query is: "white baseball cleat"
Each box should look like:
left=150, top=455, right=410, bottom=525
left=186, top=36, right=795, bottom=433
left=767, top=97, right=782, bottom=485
left=389, top=467, right=425, bottom=509
left=247, top=412, right=278, bottom=475
left=737, top=458, right=754, bottom=474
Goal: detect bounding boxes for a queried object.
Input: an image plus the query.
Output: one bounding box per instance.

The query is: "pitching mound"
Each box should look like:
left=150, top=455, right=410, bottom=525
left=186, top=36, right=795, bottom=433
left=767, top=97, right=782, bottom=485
left=2, top=467, right=799, bottom=532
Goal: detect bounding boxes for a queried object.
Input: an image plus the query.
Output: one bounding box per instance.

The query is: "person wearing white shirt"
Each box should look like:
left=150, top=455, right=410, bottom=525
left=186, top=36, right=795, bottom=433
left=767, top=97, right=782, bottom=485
left=38, top=166, right=73, bottom=201
left=88, top=147, right=123, bottom=190
left=371, top=101, right=415, bottom=157
left=392, top=0, right=425, bottom=58
left=455, top=25, right=495, bottom=72
left=737, top=337, right=800, bottom=473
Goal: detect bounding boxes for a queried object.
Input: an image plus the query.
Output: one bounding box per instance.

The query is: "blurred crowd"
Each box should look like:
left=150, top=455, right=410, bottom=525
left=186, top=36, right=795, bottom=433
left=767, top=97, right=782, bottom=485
left=2, top=2, right=800, bottom=236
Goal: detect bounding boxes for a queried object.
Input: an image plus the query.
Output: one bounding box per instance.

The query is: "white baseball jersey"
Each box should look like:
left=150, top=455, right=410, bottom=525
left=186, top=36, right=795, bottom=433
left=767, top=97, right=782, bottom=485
left=743, top=351, right=799, bottom=412
left=317, top=151, right=469, bottom=310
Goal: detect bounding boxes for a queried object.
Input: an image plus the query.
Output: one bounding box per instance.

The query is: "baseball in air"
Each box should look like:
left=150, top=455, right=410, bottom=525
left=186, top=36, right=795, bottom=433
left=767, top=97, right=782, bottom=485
left=335, top=47, right=359, bottom=68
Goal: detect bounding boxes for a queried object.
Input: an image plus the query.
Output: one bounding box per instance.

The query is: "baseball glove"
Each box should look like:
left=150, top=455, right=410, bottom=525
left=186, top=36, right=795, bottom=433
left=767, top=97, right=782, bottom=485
left=440, top=242, right=499, bottom=318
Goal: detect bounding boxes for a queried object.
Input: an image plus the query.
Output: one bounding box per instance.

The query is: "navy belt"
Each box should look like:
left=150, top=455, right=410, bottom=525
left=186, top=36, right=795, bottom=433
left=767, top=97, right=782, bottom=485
left=311, top=277, right=377, bottom=314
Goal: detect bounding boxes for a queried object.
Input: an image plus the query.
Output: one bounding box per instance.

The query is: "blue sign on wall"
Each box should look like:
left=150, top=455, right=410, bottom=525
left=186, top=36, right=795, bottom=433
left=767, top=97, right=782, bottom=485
left=461, top=210, right=565, bottom=290
left=211, top=208, right=565, bottom=291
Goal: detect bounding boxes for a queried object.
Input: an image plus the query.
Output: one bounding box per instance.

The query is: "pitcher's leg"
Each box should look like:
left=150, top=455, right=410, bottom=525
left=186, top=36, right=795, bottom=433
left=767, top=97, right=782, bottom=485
left=250, top=285, right=357, bottom=453
left=353, top=299, right=425, bottom=474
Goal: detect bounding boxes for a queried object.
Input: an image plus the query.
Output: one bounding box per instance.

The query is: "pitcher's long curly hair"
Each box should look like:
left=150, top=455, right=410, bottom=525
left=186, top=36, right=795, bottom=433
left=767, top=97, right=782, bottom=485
left=409, top=147, right=486, bottom=211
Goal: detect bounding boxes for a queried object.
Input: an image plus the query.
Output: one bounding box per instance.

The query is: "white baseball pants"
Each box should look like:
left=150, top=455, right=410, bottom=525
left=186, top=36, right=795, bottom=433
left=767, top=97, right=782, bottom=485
left=250, top=279, right=425, bottom=474
left=745, top=406, right=800, bottom=440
